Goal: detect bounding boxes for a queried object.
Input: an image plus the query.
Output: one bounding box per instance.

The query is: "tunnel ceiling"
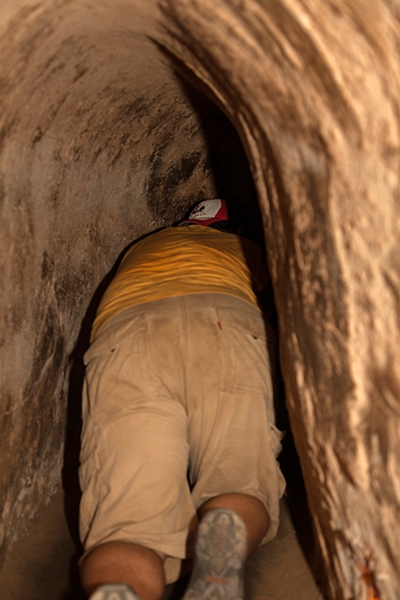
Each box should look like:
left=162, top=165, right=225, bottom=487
left=2, top=1, right=400, bottom=599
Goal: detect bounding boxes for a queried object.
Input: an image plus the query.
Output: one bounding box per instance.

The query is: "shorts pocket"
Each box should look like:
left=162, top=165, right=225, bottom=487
left=216, top=307, right=271, bottom=394
left=84, top=312, right=146, bottom=365
left=82, top=313, right=149, bottom=424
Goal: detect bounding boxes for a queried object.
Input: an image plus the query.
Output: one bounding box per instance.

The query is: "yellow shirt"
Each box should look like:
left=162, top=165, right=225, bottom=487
left=91, top=225, right=269, bottom=340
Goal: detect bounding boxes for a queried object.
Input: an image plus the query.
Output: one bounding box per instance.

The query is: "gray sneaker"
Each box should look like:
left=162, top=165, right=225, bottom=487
left=89, top=583, right=140, bottom=600
left=182, top=508, right=248, bottom=600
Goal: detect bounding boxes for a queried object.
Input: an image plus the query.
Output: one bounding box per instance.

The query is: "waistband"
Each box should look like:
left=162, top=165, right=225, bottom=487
left=94, top=293, right=263, bottom=340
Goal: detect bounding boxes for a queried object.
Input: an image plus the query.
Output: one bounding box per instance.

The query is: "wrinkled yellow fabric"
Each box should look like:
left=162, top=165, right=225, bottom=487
left=91, top=225, right=269, bottom=341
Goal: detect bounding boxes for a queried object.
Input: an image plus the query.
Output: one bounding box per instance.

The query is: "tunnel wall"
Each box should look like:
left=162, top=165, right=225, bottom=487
left=159, top=1, right=400, bottom=599
left=1, top=1, right=400, bottom=599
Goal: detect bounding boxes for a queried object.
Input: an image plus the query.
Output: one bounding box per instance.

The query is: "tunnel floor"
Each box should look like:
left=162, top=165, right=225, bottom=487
left=0, top=489, right=323, bottom=600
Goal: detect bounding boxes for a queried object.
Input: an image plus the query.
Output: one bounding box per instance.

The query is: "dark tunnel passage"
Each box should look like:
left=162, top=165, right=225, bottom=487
left=2, top=1, right=400, bottom=599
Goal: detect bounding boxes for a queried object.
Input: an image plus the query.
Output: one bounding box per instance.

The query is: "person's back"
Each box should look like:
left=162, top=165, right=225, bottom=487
left=91, top=222, right=269, bottom=341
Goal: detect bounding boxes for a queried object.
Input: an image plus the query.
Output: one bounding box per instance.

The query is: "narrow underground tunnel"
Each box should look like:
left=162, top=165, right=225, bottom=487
left=0, top=2, right=318, bottom=598
left=2, top=1, right=400, bottom=599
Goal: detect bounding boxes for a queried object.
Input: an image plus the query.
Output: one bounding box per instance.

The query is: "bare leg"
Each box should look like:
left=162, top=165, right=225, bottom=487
left=199, top=492, right=269, bottom=555
left=80, top=541, right=165, bottom=600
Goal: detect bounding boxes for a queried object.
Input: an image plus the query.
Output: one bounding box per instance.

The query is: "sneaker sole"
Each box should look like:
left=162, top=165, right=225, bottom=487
left=182, top=508, right=247, bottom=600
left=89, top=583, right=140, bottom=600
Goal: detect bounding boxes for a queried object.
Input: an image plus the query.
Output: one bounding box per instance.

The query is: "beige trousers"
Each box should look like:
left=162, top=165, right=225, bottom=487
left=79, top=294, right=285, bottom=583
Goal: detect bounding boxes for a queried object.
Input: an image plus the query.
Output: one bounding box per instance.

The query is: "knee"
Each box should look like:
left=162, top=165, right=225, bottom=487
left=80, top=541, right=165, bottom=600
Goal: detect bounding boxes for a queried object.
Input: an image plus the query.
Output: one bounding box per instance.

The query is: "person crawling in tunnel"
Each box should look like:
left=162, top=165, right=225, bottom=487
left=79, top=198, right=286, bottom=600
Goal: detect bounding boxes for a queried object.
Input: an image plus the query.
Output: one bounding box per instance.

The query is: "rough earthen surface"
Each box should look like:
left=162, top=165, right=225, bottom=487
left=1, top=1, right=400, bottom=599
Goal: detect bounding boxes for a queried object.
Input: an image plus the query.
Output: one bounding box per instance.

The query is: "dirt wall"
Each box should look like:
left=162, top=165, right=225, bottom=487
left=1, top=1, right=400, bottom=599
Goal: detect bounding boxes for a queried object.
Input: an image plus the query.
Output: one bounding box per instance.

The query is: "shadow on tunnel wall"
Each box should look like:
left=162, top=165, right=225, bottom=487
left=61, top=258, right=118, bottom=599
left=61, top=80, right=313, bottom=597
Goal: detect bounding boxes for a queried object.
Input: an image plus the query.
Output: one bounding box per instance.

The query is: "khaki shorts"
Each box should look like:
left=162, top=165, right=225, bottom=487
left=79, top=294, right=285, bottom=583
